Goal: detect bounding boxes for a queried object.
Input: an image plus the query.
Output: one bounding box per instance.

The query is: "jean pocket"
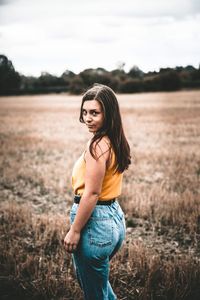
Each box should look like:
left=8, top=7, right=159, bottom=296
left=70, top=204, right=78, bottom=224
left=70, top=212, right=76, bottom=224
left=87, top=218, right=113, bottom=247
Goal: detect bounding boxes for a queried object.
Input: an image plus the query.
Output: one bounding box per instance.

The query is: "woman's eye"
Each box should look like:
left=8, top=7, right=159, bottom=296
left=82, top=110, right=99, bottom=116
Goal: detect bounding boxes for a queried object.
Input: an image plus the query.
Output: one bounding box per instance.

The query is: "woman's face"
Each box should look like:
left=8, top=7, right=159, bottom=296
left=82, top=100, right=104, bottom=133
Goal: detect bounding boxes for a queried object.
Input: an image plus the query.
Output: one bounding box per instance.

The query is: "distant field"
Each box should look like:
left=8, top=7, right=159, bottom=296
left=0, top=90, right=200, bottom=299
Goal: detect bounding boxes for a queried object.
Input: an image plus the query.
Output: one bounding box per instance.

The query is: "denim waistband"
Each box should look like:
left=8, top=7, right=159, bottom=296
left=74, top=195, right=116, bottom=206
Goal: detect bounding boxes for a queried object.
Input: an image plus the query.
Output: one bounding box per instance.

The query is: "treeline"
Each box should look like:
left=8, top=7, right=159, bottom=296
left=0, top=54, right=200, bottom=95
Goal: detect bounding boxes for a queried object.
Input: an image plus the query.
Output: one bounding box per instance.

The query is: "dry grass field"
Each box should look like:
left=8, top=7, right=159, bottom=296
left=0, top=90, right=200, bottom=299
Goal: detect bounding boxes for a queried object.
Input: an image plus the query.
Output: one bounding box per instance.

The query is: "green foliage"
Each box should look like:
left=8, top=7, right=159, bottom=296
left=0, top=54, right=21, bottom=95
left=119, top=79, right=143, bottom=93
left=158, top=69, right=181, bottom=91
left=0, top=54, right=200, bottom=95
left=128, top=65, right=144, bottom=79
left=69, top=76, right=85, bottom=94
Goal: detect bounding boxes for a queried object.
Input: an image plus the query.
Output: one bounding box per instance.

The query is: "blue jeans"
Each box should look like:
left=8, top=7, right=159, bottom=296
left=70, top=200, right=126, bottom=300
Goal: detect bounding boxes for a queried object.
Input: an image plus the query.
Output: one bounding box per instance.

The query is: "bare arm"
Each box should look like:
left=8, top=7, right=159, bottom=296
left=64, top=138, right=110, bottom=253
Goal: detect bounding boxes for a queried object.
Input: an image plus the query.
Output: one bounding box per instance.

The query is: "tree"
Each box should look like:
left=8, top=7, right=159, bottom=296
left=69, top=76, right=85, bottom=94
left=116, top=61, right=125, bottom=71
left=128, top=65, right=144, bottom=79
left=61, top=69, right=75, bottom=79
left=79, top=68, right=112, bottom=87
left=0, top=54, right=21, bottom=94
left=158, top=70, right=181, bottom=91
left=119, top=78, right=143, bottom=93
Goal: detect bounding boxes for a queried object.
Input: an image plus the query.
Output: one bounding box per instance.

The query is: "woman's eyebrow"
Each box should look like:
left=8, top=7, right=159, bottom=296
left=82, top=108, right=101, bottom=112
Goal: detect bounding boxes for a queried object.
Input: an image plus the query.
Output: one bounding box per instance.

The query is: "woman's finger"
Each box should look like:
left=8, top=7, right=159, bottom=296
left=72, top=244, right=77, bottom=251
left=65, top=242, right=77, bottom=253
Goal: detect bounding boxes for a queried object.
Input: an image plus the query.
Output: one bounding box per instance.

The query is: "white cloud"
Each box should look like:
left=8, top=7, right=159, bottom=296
left=0, top=0, right=199, bottom=75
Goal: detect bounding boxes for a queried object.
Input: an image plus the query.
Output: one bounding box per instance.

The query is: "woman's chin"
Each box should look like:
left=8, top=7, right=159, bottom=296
left=88, top=127, right=95, bottom=132
left=88, top=129, right=97, bottom=135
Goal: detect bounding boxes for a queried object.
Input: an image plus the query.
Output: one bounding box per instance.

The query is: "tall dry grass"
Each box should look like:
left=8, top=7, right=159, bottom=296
left=0, top=90, right=200, bottom=299
left=1, top=201, right=200, bottom=300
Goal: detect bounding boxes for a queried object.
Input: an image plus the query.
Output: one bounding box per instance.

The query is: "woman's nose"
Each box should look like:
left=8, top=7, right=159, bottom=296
left=85, top=115, right=92, bottom=122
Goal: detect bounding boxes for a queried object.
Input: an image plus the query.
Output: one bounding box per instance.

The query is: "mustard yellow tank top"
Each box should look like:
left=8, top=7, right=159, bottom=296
left=71, top=148, right=123, bottom=200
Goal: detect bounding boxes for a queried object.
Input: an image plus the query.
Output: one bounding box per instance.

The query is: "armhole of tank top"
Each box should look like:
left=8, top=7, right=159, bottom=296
left=84, top=138, right=112, bottom=167
left=106, top=146, right=113, bottom=170
left=102, top=137, right=112, bottom=170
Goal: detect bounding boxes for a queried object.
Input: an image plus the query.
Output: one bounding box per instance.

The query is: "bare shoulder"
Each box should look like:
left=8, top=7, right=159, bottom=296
left=94, top=136, right=111, bottom=155
left=86, top=136, right=111, bottom=161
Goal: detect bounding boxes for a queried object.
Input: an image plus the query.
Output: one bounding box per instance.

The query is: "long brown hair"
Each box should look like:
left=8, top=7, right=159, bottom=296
left=79, top=83, right=131, bottom=173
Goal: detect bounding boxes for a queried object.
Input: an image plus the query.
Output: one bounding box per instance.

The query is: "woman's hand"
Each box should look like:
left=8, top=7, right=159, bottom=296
left=64, top=226, right=80, bottom=253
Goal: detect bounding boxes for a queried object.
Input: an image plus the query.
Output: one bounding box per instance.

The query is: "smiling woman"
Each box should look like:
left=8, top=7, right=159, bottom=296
left=64, top=83, right=131, bottom=300
left=81, top=100, right=104, bottom=133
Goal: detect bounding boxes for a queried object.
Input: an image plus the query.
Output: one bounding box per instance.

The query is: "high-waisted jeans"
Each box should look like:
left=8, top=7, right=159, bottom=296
left=70, top=200, right=126, bottom=300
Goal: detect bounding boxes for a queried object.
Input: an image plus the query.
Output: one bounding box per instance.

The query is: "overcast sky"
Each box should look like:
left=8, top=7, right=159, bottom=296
left=0, top=0, right=199, bottom=76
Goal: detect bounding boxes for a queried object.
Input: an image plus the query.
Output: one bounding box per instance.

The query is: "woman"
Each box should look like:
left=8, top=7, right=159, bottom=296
left=64, top=83, right=131, bottom=300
